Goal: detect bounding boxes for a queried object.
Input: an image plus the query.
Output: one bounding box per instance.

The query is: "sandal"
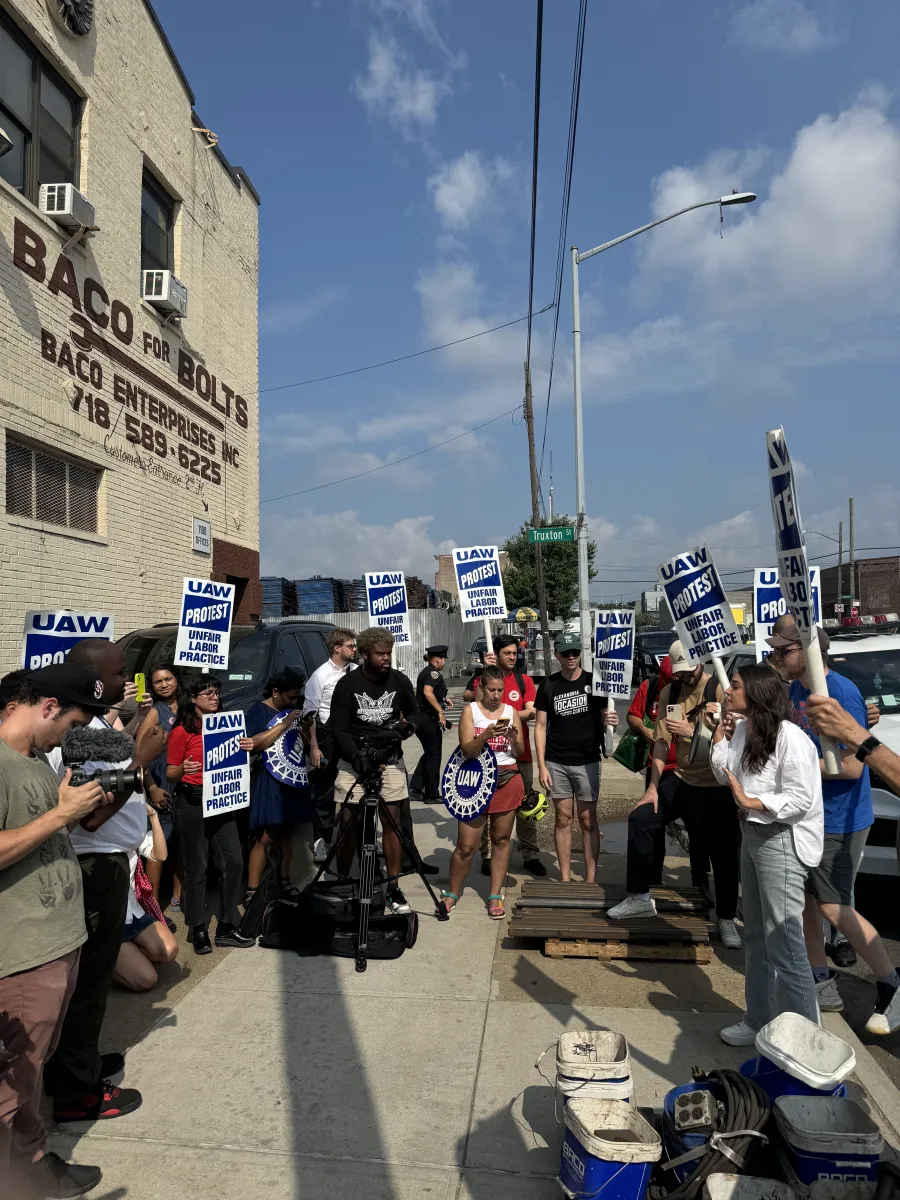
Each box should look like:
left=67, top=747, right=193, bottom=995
left=441, top=890, right=459, bottom=914
left=488, top=894, right=505, bottom=920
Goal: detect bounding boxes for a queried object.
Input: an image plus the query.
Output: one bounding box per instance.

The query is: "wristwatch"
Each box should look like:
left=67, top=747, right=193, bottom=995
left=855, top=735, right=882, bottom=762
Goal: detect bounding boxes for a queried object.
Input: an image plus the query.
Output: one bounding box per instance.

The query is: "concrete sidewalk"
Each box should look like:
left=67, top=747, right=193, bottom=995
left=54, top=747, right=900, bottom=1198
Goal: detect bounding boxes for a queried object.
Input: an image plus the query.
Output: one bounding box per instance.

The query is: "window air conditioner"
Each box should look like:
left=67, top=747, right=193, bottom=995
left=141, top=270, right=188, bottom=318
left=39, top=183, right=96, bottom=230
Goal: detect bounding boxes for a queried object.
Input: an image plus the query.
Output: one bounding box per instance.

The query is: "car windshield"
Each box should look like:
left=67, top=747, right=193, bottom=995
left=221, top=630, right=270, bottom=685
left=829, top=647, right=900, bottom=714
left=640, top=632, right=674, bottom=653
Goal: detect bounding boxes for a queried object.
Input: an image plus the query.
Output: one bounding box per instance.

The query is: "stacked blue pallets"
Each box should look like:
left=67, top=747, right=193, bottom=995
left=294, top=576, right=341, bottom=615
left=261, top=577, right=297, bottom=617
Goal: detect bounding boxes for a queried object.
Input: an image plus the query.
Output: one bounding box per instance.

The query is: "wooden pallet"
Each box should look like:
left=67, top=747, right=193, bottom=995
left=509, top=882, right=713, bottom=962
left=515, top=882, right=710, bottom=914
left=545, top=938, right=713, bottom=963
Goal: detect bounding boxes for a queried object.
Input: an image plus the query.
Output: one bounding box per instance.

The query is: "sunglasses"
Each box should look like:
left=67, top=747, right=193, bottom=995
left=558, top=649, right=580, bottom=658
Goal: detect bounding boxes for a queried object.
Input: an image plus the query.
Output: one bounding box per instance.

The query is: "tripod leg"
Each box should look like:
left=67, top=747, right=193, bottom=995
left=355, top=795, right=379, bottom=972
left=380, top=802, right=450, bottom=922
left=301, top=799, right=361, bottom=894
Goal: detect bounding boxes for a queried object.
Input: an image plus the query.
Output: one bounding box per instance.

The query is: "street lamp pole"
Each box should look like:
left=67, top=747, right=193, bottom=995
left=570, top=191, right=756, bottom=670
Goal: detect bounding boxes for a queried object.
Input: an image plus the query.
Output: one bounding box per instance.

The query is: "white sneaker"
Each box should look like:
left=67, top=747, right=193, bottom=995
left=720, top=1019, right=758, bottom=1047
left=865, top=981, right=900, bottom=1035
left=718, top=919, right=742, bottom=949
left=607, top=895, right=657, bottom=920
left=312, top=838, right=329, bottom=864
left=816, top=973, right=844, bottom=1013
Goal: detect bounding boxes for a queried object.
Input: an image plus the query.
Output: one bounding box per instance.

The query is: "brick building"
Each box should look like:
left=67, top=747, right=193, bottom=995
left=0, top=0, right=260, bottom=672
left=821, top=556, right=900, bottom=617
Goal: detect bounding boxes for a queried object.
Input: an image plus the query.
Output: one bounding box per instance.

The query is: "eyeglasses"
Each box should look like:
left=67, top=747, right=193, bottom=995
left=772, top=644, right=802, bottom=656
left=197, top=688, right=220, bottom=699
left=558, top=649, right=580, bottom=658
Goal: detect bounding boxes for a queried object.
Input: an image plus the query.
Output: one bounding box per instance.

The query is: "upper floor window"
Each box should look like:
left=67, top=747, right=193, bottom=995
left=0, top=14, right=79, bottom=202
left=141, top=172, right=174, bottom=273
left=6, top=434, right=101, bottom=534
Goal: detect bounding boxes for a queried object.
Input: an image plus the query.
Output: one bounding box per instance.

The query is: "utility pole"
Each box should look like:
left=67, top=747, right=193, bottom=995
left=854, top=496, right=859, bottom=609
left=548, top=451, right=554, bottom=523
left=837, top=520, right=844, bottom=608
left=524, top=362, right=553, bottom=677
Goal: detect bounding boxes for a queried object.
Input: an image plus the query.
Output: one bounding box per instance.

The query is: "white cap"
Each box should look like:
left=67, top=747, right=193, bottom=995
left=668, top=640, right=692, bottom=673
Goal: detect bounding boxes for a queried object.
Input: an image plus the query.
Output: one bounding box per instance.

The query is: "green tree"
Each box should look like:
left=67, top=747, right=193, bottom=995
left=501, top=517, right=596, bottom=620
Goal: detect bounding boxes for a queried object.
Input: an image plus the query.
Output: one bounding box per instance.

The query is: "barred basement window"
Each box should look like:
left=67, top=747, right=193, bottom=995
left=5, top=436, right=100, bottom=533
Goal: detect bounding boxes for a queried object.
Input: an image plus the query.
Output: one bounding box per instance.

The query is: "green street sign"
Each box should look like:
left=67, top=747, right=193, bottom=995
left=528, top=526, right=575, bottom=544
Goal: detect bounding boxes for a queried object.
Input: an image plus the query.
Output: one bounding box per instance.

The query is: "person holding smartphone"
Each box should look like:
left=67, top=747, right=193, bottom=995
left=166, top=677, right=255, bottom=956
left=442, top=666, right=524, bottom=919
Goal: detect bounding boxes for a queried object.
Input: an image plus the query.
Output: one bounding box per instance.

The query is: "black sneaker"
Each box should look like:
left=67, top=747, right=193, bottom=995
left=53, top=1081, right=142, bottom=1123
left=480, top=859, right=491, bottom=877
left=215, top=924, right=256, bottom=948
left=828, top=940, right=858, bottom=969
left=99, top=1052, right=124, bottom=1078
left=524, top=858, right=547, bottom=877
left=387, top=886, right=411, bottom=914
left=31, top=1151, right=102, bottom=1197
left=188, top=924, right=212, bottom=955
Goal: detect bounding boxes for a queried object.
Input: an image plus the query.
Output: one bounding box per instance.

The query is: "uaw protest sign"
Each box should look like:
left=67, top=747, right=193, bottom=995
left=202, top=710, right=250, bottom=817
left=754, top=567, right=822, bottom=661
left=174, top=577, right=235, bottom=669
left=593, top=609, right=635, bottom=699
left=767, top=429, right=818, bottom=642
left=364, top=571, right=411, bottom=645
left=453, top=546, right=508, bottom=622
left=658, top=545, right=740, bottom=667
left=22, top=611, right=114, bottom=669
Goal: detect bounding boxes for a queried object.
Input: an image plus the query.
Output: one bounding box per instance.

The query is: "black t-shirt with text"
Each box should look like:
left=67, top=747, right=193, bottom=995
left=536, top=670, right=604, bottom=766
left=330, top=667, right=419, bottom=763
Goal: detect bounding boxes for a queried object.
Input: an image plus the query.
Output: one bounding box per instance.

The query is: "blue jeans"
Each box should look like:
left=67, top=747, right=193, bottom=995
left=741, top=822, right=818, bottom=1031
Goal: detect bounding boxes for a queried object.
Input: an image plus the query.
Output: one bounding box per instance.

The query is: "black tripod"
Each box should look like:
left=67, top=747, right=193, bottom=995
left=304, top=761, right=449, bottom=972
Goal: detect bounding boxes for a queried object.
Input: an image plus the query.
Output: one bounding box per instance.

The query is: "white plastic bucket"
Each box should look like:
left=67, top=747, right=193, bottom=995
left=704, top=1174, right=800, bottom=1200
left=564, top=1099, right=662, bottom=1164
left=557, top=1031, right=632, bottom=1082
left=774, top=1096, right=882, bottom=1188
left=557, top=1074, right=635, bottom=1102
left=755, top=1012, right=855, bottom=1091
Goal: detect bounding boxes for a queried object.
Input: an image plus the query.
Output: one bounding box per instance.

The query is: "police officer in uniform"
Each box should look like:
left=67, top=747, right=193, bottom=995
left=410, top=645, right=452, bottom=802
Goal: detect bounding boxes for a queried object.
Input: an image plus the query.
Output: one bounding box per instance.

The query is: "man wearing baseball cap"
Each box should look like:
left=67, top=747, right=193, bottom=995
left=534, top=632, right=618, bottom=884
left=769, top=620, right=900, bottom=1036
left=608, top=639, right=741, bottom=949
left=0, top=664, right=109, bottom=1197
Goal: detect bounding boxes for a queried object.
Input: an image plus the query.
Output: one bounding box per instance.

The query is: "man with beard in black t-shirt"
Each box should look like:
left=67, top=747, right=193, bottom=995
left=535, top=632, right=618, bottom=883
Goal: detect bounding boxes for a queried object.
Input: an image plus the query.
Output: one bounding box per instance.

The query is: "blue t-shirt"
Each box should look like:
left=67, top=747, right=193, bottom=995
left=789, top=671, right=872, bottom=835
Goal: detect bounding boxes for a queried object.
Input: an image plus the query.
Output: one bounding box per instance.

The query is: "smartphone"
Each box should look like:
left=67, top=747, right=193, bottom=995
left=666, top=704, right=684, bottom=721
left=494, top=717, right=510, bottom=729
left=708, top=702, right=722, bottom=721
left=134, top=673, right=147, bottom=703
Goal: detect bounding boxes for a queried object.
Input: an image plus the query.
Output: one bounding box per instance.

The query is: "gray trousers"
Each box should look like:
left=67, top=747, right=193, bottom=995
left=741, top=822, right=819, bottom=1031
left=480, top=761, right=539, bottom=859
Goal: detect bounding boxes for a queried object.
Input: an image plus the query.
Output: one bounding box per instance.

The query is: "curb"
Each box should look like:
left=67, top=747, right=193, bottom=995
left=824, top=1012, right=900, bottom=1145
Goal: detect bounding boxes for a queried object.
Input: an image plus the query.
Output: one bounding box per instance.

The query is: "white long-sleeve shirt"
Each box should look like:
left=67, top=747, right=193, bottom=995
left=302, top=659, right=356, bottom=724
left=710, top=719, right=824, bottom=867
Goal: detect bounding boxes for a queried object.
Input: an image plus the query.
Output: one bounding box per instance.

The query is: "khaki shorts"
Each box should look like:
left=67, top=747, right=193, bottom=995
left=334, top=759, right=409, bottom=805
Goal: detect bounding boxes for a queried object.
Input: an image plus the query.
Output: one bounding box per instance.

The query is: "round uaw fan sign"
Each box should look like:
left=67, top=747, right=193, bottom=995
left=264, top=710, right=308, bottom=788
left=441, top=745, right=497, bottom=821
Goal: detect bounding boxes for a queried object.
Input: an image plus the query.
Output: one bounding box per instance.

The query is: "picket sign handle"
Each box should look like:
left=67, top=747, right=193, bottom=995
left=802, top=634, right=841, bottom=775
left=711, top=657, right=730, bottom=693
left=605, top=695, right=615, bottom=756
left=483, top=619, right=493, bottom=657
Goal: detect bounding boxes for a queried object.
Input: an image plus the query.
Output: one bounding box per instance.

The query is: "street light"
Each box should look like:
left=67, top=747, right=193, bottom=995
left=570, top=190, right=757, bottom=667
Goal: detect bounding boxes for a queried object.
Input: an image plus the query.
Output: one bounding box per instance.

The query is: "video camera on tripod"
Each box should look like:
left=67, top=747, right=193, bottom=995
left=351, top=716, right=416, bottom=783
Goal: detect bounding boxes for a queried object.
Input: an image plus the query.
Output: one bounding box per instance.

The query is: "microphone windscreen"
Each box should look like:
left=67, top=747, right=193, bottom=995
left=61, top=726, right=135, bottom=766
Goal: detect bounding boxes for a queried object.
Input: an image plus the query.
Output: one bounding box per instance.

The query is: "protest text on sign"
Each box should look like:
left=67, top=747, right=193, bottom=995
left=453, top=547, right=508, bottom=623
left=593, top=609, right=635, bottom=699
left=202, top=710, right=250, bottom=817
left=364, top=571, right=411, bottom=645
left=658, top=545, right=740, bottom=666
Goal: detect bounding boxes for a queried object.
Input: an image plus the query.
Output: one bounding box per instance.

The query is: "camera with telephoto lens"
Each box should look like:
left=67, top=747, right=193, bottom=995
left=352, top=718, right=415, bottom=780
left=61, top=726, right=144, bottom=797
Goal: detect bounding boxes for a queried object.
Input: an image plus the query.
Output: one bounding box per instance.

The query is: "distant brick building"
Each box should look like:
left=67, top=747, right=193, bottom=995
left=821, top=556, right=900, bottom=617
left=0, top=0, right=260, bottom=670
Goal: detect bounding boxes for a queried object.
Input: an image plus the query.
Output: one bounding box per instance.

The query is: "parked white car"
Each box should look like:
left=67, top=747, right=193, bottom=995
left=717, top=634, right=900, bottom=878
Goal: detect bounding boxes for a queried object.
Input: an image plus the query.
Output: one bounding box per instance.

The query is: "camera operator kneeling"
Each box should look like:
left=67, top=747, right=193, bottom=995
left=167, top=677, right=255, bottom=955
left=329, top=628, right=420, bottom=915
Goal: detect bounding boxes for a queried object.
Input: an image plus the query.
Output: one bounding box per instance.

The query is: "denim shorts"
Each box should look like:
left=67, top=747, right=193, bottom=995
left=806, top=828, right=870, bottom=906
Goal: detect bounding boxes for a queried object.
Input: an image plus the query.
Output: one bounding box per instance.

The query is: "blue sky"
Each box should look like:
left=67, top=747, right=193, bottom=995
left=154, top=0, right=900, bottom=600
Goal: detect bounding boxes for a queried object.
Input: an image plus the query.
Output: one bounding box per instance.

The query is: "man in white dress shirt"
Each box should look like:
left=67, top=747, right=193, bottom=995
left=304, top=629, right=357, bottom=862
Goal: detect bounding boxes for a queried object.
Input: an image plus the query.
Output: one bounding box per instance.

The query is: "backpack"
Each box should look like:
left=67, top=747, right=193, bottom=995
left=668, top=674, right=719, bottom=768
left=239, top=840, right=284, bottom=940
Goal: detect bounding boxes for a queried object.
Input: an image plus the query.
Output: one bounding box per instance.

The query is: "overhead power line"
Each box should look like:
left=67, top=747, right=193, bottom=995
left=538, top=0, right=588, bottom=484
left=255, top=304, right=554, bottom=397
left=260, top=404, right=520, bottom=504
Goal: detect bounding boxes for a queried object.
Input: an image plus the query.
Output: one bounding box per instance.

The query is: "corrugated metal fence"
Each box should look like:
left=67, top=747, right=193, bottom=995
left=288, top=609, right=473, bottom=678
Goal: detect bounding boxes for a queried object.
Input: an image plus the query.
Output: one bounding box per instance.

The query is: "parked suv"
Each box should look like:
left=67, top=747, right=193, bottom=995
left=116, top=620, right=333, bottom=713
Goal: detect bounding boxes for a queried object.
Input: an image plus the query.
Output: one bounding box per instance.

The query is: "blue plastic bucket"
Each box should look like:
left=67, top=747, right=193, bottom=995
left=558, top=1099, right=661, bottom=1200
left=774, top=1097, right=882, bottom=1188
left=661, top=1082, right=720, bottom=1184
left=739, top=1056, right=847, bottom=1101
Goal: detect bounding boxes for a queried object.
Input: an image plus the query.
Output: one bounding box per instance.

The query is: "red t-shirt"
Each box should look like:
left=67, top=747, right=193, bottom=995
left=167, top=725, right=204, bottom=785
left=628, top=679, right=677, bottom=772
left=471, top=671, right=537, bottom=762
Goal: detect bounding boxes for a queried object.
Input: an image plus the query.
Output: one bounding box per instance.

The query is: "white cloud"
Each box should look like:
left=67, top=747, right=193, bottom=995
left=369, top=0, right=465, bottom=69
left=730, top=0, right=839, bottom=55
left=354, top=35, right=448, bottom=137
left=261, top=509, right=445, bottom=580
left=415, top=259, right=529, bottom=375
left=427, top=151, right=517, bottom=229
left=259, top=287, right=345, bottom=335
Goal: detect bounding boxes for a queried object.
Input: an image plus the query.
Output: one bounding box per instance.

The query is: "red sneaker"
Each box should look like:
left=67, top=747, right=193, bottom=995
left=53, top=1080, right=143, bottom=1122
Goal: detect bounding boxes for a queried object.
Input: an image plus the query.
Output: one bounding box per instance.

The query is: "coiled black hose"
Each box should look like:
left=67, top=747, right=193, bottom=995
left=651, top=1068, right=771, bottom=1200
